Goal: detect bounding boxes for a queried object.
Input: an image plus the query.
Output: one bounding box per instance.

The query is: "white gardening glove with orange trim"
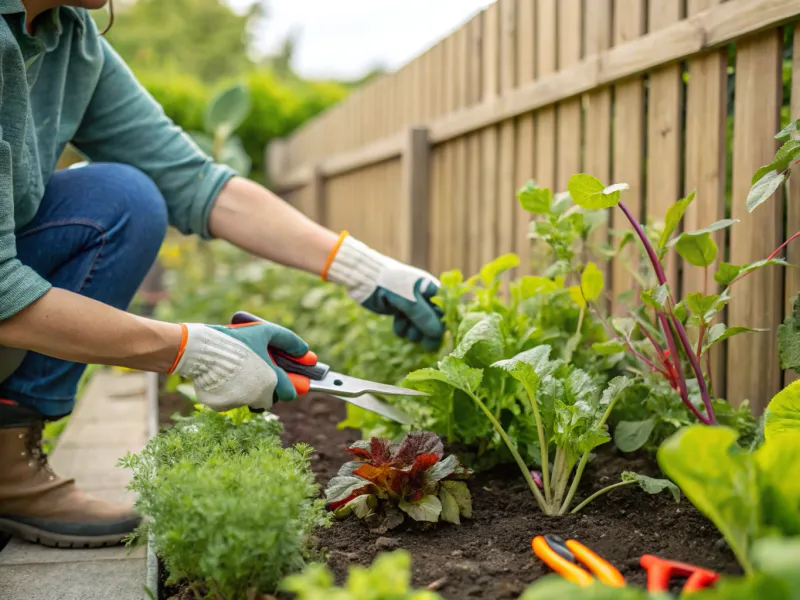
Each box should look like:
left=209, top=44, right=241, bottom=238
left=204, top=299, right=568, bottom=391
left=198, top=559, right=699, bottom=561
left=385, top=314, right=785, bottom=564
left=166, top=321, right=308, bottom=411
left=321, top=232, right=445, bottom=351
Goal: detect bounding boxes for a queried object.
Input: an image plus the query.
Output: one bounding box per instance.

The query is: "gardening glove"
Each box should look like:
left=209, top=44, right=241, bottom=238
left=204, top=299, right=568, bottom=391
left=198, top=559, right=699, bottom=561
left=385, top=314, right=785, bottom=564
left=166, top=321, right=309, bottom=412
left=323, top=232, right=444, bottom=351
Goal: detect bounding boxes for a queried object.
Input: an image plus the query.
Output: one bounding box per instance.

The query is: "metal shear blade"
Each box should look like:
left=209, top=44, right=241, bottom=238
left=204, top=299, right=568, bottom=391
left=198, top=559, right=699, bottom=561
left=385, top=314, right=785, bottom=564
left=310, top=371, right=428, bottom=398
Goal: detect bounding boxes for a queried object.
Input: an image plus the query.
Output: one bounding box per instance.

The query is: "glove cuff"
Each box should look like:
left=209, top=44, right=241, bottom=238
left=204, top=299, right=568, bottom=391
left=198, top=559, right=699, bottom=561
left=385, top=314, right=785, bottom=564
left=323, top=233, right=389, bottom=303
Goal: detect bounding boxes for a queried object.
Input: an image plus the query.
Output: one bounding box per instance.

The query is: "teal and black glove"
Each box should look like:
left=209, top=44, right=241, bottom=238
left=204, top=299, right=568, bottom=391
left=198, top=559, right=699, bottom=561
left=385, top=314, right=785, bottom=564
left=323, top=232, right=444, bottom=351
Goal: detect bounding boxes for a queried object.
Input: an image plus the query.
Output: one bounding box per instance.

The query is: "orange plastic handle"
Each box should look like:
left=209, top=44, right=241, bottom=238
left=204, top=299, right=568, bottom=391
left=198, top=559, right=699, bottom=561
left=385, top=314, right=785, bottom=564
left=532, top=536, right=594, bottom=587
left=566, top=540, right=625, bottom=587
left=287, top=373, right=311, bottom=395
left=640, top=554, right=719, bottom=593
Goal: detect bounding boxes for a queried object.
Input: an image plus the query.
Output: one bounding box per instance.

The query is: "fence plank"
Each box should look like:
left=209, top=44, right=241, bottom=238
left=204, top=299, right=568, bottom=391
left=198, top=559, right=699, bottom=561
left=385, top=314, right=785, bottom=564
left=683, top=0, right=728, bottom=396
left=515, top=0, right=536, bottom=274
left=467, top=14, right=484, bottom=276
left=441, top=34, right=457, bottom=272
left=453, top=25, right=470, bottom=274
left=727, top=30, right=783, bottom=412
left=647, top=0, right=683, bottom=284
left=480, top=3, right=500, bottom=266
left=555, top=0, right=583, bottom=191
left=785, top=23, right=800, bottom=385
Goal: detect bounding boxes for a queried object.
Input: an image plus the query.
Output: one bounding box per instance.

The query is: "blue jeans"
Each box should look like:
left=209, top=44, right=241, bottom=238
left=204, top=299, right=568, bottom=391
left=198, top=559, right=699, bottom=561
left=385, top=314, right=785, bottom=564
left=0, top=163, right=168, bottom=417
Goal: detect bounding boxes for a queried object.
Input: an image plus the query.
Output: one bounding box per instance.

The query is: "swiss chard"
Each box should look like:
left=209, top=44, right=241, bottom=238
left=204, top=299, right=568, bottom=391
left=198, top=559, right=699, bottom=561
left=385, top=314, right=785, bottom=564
left=324, top=432, right=473, bottom=530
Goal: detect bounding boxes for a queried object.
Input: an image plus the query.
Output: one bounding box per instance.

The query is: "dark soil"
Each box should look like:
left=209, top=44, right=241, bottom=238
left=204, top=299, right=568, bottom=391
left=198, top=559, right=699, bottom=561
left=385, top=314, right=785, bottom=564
left=160, top=392, right=741, bottom=599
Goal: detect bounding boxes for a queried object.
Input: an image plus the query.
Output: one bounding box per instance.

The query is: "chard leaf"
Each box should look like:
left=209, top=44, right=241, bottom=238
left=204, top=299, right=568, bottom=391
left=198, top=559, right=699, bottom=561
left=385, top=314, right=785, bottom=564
left=685, top=293, right=720, bottom=321
left=592, top=340, right=627, bottom=354
left=600, top=376, right=639, bottom=409
left=325, top=475, right=369, bottom=503
left=452, top=313, right=504, bottom=366
left=439, top=485, right=461, bottom=524
left=702, top=324, right=765, bottom=354
left=425, top=454, right=459, bottom=483
left=568, top=174, right=627, bottom=210
left=666, top=218, right=739, bottom=247
left=493, top=346, right=559, bottom=382
left=675, top=231, right=718, bottom=267
left=614, top=419, right=655, bottom=453
left=441, top=480, right=473, bottom=518
left=405, top=356, right=483, bottom=395
left=517, top=180, right=552, bottom=215
left=621, top=471, right=680, bottom=502
left=480, top=254, right=520, bottom=286
left=333, top=494, right=376, bottom=519
left=519, top=276, right=559, bottom=298
left=458, top=312, right=489, bottom=340
left=747, top=170, right=785, bottom=213
left=336, top=461, right=361, bottom=477
left=778, top=293, right=800, bottom=373
left=641, top=283, right=671, bottom=311
left=565, top=369, right=596, bottom=405
left=659, top=190, right=696, bottom=249
left=393, top=431, right=444, bottom=463
left=764, top=379, right=800, bottom=441
left=399, top=495, right=442, bottom=523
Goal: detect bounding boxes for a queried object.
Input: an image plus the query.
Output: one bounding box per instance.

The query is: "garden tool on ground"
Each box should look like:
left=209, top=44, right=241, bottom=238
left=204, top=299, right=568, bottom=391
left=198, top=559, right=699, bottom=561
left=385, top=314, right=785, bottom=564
left=231, top=311, right=422, bottom=424
left=532, top=534, right=719, bottom=594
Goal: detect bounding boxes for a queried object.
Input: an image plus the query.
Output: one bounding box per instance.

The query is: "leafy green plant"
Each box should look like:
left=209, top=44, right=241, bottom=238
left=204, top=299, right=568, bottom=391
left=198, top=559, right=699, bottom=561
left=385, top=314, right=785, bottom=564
left=657, top=380, right=800, bottom=574
left=745, top=119, right=800, bottom=213
left=405, top=346, right=677, bottom=515
left=120, top=408, right=329, bottom=598
left=325, top=432, right=472, bottom=530
left=281, top=550, right=442, bottom=600
left=189, top=82, right=253, bottom=176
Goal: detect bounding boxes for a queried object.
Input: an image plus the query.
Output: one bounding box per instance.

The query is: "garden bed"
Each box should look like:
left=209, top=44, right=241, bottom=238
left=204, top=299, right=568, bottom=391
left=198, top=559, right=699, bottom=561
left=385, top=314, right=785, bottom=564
left=156, top=392, right=739, bottom=600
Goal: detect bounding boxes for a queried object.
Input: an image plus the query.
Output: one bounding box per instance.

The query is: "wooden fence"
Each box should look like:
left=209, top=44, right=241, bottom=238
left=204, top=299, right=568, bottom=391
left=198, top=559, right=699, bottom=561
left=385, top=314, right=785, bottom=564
left=267, top=0, right=800, bottom=414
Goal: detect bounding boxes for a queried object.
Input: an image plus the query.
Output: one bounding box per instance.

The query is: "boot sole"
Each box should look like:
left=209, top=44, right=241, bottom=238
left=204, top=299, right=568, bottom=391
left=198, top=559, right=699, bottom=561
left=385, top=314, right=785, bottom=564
left=0, top=518, right=129, bottom=549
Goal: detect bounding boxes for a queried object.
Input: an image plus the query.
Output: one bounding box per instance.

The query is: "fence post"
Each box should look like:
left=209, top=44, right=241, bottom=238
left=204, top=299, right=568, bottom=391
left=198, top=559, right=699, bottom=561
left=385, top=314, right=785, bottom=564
left=399, top=127, right=431, bottom=269
left=309, top=165, right=327, bottom=227
left=266, top=138, right=288, bottom=190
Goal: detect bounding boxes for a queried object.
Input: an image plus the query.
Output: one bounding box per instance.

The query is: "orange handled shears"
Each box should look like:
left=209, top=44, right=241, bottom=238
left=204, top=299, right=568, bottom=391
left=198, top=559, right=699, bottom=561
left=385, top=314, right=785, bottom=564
left=532, top=535, right=625, bottom=587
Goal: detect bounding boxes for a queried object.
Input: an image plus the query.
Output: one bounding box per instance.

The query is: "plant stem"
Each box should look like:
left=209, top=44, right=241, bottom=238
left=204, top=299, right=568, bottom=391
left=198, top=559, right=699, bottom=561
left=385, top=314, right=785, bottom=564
left=696, top=323, right=706, bottom=359
left=575, top=305, right=585, bottom=335
left=669, top=311, right=716, bottom=424
left=559, top=452, right=589, bottom=515
left=550, top=448, right=569, bottom=509
left=731, top=229, right=800, bottom=286
left=570, top=481, right=634, bottom=514
left=706, top=351, right=714, bottom=397
left=466, top=390, right=549, bottom=512
left=522, top=382, right=552, bottom=505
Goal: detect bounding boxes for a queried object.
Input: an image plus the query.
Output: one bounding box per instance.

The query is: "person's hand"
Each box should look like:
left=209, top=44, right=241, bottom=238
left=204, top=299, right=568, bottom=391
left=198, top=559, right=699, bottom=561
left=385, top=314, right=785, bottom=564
left=167, top=320, right=308, bottom=411
left=323, top=232, right=444, bottom=350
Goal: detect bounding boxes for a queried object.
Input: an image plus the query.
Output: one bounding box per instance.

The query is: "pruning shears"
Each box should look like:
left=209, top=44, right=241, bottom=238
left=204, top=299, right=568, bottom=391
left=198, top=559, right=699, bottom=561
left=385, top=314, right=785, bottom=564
left=532, top=534, right=719, bottom=594
left=231, top=311, right=424, bottom=424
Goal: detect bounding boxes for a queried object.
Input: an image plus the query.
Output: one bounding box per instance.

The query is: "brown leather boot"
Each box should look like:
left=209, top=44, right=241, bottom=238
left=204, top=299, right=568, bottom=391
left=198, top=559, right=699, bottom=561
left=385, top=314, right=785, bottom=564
left=0, top=402, right=141, bottom=548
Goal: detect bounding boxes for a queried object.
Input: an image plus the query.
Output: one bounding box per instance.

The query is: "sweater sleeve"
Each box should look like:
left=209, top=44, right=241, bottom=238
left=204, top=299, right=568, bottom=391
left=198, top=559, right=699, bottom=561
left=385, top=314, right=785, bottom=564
left=71, top=39, right=236, bottom=239
left=0, top=129, right=52, bottom=321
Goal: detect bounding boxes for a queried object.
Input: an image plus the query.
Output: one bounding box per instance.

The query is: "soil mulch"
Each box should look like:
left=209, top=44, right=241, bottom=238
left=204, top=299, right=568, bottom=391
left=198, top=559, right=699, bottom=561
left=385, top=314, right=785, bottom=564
left=159, top=392, right=740, bottom=599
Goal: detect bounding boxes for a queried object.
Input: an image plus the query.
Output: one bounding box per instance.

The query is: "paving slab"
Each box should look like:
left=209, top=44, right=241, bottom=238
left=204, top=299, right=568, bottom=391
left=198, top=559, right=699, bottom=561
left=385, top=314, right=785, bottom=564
left=0, top=371, right=151, bottom=600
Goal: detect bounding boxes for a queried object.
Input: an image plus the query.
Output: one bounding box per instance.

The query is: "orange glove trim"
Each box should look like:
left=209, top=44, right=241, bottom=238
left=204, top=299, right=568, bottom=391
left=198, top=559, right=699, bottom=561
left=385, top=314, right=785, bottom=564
left=321, top=230, right=349, bottom=281
left=166, top=323, right=189, bottom=375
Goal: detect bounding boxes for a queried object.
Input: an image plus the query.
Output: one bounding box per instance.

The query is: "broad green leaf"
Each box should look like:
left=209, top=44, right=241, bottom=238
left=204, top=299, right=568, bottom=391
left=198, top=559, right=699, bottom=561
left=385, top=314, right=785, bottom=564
left=399, top=494, right=442, bottom=523
left=441, top=480, right=472, bottom=518
left=519, top=579, right=651, bottom=600
left=333, top=494, right=376, bottom=519
left=204, top=83, right=251, bottom=136
left=480, top=253, right=520, bottom=286
left=641, top=283, right=671, bottom=311
left=702, top=324, right=765, bottom=354
left=714, top=262, right=741, bottom=286
left=600, top=376, right=639, bottom=410
left=614, top=419, right=655, bottom=453
left=440, top=269, right=463, bottom=287
left=621, top=471, right=680, bottom=503
left=517, top=180, right=552, bottom=215
left=592, top=340, right=626, bottom=354
left=581, top=262, right=604, bottom=302
left=493, top=346, right=559, bottom=386
left=751, top=537, right=800, bottom=584
left=568, top=174, right=627, bottom=210
left=659, top=190, right=696, bottom=249
left=747, top=170, right=785, bottom=213
left=519, top=276, right=559, bottom=298
left=452, top=314, right=504, bottom=366
left=685, top=293, right=720, bottom=320
left=675, top=232, right=717, bottom=267
left=438, top=485, right=461, bottom=524
left=764, top=379, right=800, bottom=441
left=752, top=140, right=800, bottom=184
left=666, top=219, right=739, bottom=247
left=426, top=455, right=459, bottom=484
left=778, top=292, right=800, bottom=374
left=405, top=356, right=483, bottom=395
left=673, top=301, right=689, bottom=322
left=775, top=118, right=800, bottom=142
left=325, top=475, right=368, bottom=503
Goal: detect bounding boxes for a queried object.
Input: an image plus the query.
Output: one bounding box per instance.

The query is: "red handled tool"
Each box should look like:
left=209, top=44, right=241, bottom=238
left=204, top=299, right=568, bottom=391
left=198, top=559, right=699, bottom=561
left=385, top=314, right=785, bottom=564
left=231, top=311, right=422, bottom=424
left=640, top=554, right=719, bottom=593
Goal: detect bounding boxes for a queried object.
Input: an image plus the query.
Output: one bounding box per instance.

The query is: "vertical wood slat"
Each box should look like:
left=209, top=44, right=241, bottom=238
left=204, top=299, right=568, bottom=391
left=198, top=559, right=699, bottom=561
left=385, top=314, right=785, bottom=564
left=400, top=128, right=431, bottom=269
left=611, top=0, right=646, bottom=314
left=682, top=0, right=728, bottom=396
left=480, top=2, right=500, bottom=267
left=582, top=0, right=613, bottom=310
left=452, top=25, right=470, bottom=274
left=727, top=31, right=784, bottom=412
left=441, top=34, right=458, bottom=272
left=532, top=0, right=558, bottom=275
left=555, top=0, right=582, bottom=191
left=646, top=0, right=683, bottom=284
left=786, top=24, right=800, bottom=385
left=496, top=0, right=518, bottom=268
left=466, top=14, right=484, bottom=276
left=514, top=0, right=536, bottom=274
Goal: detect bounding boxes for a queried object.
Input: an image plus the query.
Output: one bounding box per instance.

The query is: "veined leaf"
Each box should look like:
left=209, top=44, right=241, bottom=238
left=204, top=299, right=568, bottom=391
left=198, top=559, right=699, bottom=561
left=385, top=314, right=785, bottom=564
left=659, top=190, right=696, bottom=249
left=751, top=140, right=800, bottom=184
left=568, top=174, right=627, bottom=210
left=747, top=170, right=785, bottom=213
left=325, top=475, right=369, bottom=503
left=441, top=480, right=473, bottom=518
left=764, top=379, right=800, bottom=441
left=439, top=485, right=461, bottom=524
left=592, top=340, right=626, bottom=354
left=333, top=494, right=376, bottom=519
left=675, top=232, right=717, bottom=267
left=666, top=219, right=739, bottom=247
left=405, top=356, right=483, bottom=395
left=641, top=283, right=671, bottom=311
left=714, top=258, right=791, bottom=286
left=702, top=324, right=765, bottom=354
left=452, top=314, right=504, bottom=366
left=517, top=180, right=552, bottom=215
left=685, top=293, right=720, bottom=321
left=615, top=419, right=655, bottom=453
left=775, top=118, right=800, bottom=142
left=399, top=495, right=442, bottom=523
left=621, top=471, right=680, bottom=503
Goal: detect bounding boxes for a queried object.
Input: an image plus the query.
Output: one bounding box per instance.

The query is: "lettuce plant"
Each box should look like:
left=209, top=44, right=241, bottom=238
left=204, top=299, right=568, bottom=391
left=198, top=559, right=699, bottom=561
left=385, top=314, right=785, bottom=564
left=658, top=380, right=800, bottom=574
left=405, top=346, right=677, bottom=516
left=281, top=550, right=442, bottom=600
left=325, top=432, right=472, bottom=529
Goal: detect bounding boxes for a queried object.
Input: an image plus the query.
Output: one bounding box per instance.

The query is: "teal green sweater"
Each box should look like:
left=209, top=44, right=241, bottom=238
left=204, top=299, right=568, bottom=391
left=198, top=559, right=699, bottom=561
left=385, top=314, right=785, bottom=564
left=0, top=1, right=236, bottom=320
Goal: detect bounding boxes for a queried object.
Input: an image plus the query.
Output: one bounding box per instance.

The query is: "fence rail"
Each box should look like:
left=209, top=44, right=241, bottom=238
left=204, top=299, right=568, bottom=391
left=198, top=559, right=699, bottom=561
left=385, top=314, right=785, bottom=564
left=267, top=0, right=800, bottom=414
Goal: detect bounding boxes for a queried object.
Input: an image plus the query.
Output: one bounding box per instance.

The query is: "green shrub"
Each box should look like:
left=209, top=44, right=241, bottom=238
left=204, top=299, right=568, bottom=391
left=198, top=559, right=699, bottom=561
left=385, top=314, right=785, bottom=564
left=120, top=409, right=329, bottom=597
